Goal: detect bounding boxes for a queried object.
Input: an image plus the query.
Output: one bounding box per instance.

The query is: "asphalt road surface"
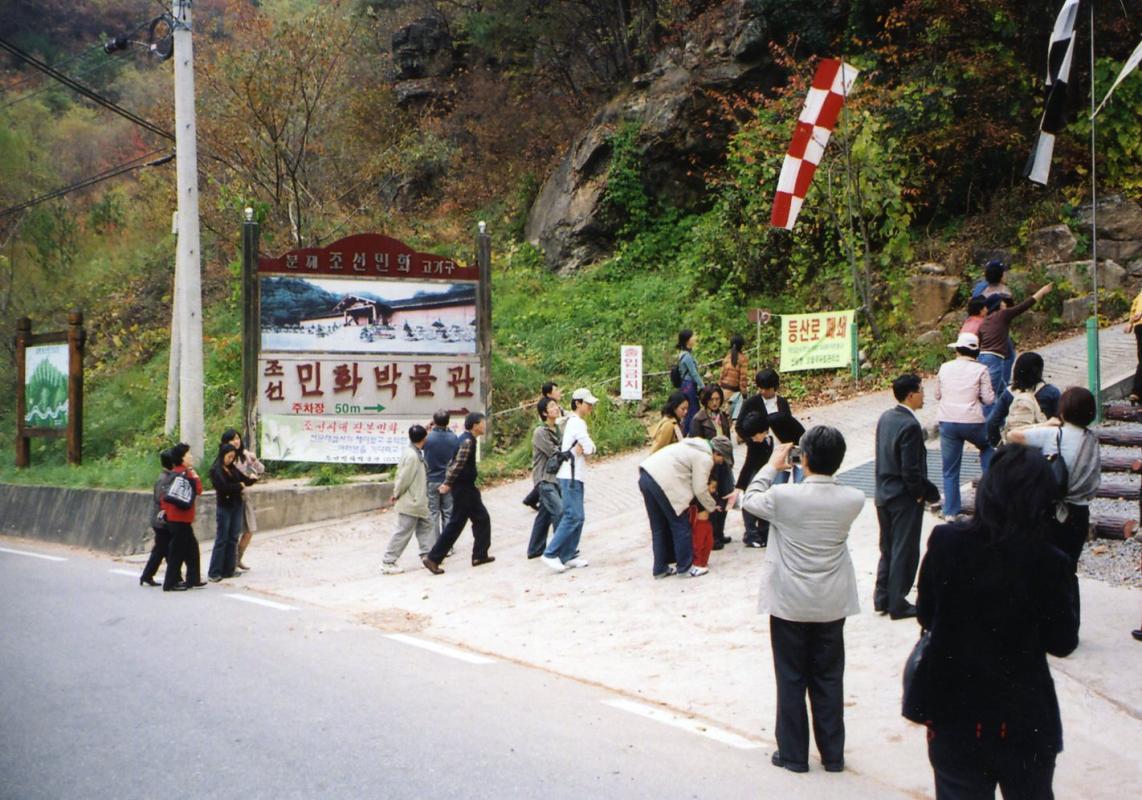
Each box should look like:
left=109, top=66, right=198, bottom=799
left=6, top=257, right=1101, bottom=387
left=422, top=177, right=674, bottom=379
left=0, top=543, right=903, bottom=799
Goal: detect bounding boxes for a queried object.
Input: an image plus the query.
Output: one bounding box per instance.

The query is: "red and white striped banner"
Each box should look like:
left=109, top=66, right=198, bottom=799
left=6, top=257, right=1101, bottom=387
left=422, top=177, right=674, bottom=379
left=770, top=59, right=860, bottom=231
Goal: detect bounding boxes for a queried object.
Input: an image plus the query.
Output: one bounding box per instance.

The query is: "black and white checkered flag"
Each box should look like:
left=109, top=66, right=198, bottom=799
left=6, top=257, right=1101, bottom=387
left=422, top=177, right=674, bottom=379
left=1025, top=0, right=1081, bottom=185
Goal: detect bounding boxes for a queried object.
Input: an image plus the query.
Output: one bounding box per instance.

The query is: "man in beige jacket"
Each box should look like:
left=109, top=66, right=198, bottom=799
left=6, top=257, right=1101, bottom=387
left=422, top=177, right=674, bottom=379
left=638, top=435, right=733, bottom=578
left=382, top=425, right=434, bottom=574
left=742, top=426, right=865, bottom=775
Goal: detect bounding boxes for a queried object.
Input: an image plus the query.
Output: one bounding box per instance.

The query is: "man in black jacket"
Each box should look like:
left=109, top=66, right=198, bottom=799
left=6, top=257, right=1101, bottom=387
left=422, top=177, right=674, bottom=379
left=874, top=374, right=939, bottom=619
left=736, top=369, right=799, bottom=547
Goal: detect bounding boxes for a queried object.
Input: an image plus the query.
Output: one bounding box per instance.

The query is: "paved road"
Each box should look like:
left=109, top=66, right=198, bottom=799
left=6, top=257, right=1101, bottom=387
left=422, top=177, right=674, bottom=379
left=0, top=543, right=904, bottom=800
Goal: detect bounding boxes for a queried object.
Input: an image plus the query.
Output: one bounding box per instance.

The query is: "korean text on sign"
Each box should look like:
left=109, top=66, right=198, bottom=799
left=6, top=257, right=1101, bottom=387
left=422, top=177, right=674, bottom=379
left=778, top=310, right=855, bottom=373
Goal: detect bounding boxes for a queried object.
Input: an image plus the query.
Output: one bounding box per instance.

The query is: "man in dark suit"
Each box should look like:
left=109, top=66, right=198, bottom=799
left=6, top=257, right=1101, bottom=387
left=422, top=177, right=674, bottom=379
left=874, top=374, right=940, bottom=619
left=736, top=369, right=801, bottom=547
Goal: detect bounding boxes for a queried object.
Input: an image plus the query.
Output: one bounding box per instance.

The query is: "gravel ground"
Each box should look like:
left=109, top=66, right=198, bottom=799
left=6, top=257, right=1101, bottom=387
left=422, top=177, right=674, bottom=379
left=1078, top=535, right=1142, bottom=588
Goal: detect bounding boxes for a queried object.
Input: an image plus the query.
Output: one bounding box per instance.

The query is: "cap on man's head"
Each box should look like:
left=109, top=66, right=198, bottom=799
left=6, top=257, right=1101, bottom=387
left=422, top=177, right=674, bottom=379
left=710, top=435, right=734, bottom=466
left=948, top=332, right=980, bottom=351
left=571, top=388, right=599, bottom=405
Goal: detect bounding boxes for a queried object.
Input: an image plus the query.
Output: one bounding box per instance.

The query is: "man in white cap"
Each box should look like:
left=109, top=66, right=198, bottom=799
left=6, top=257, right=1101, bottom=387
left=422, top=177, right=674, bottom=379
left=935, top=330, right=994, bottom=520
left=541, top=387, right=598, bottom=572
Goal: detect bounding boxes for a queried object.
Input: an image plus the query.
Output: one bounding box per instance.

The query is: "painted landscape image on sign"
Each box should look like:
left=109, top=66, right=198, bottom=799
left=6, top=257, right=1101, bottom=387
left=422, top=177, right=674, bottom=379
left=24, top=344, right=69, bottom=428
left=260, top=277, right=477, bottom=355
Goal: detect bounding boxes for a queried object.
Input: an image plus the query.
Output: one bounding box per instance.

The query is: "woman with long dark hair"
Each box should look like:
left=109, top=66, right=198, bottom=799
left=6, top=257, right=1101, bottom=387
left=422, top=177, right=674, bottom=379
left=207, top=442, right=256, bottom=581
left=650, top=391, right=688, bottom=453
left=719, top=333, right=750, bottom=422
left=161, top=443, right=206, bottom=591
left=220, top=428, right=265, bottom=570
left=689, top=385, right=735, bottom=549
left=675, top=329, right=704, bottom=435
left=915, top=445, right=1079, bottom=797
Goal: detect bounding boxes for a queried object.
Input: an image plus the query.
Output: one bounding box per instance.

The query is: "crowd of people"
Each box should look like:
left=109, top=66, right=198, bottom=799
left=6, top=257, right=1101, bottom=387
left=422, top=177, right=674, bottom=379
left=140, top=262, right=1123, bottom=796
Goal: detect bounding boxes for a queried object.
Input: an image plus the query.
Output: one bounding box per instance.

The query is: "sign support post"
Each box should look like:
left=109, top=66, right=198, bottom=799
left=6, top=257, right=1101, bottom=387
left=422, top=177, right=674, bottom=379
left=476, top=221, right=492, bottom=446
left=241, top=208, right=260, bottom=447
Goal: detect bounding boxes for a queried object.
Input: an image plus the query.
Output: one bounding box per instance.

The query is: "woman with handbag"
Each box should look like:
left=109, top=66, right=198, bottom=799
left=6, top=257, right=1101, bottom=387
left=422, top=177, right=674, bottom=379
left=1006, top=386, right=1101, bottom=573
left=161, top=443, right=207, bottom=592
left=913, top=445, right=1079, bottom=798
left=220, top=429, right=265, bottom=571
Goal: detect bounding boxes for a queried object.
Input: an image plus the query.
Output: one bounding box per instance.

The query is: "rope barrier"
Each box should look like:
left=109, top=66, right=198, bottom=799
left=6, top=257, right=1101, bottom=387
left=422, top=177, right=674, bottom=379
left=487, top=342, right=766, bottom=421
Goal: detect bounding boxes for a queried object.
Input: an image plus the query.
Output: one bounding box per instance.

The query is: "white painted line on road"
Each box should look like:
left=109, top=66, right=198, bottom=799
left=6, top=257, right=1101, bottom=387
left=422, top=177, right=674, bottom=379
left=385, top=634, right=497, bottom=665
left=109, top=568, right=138, bottom=577
left=602, top=699, right=762, bottom=750
left=224, top=593, right=297, bottom=611
left=0, top=546, right=66, bottom=562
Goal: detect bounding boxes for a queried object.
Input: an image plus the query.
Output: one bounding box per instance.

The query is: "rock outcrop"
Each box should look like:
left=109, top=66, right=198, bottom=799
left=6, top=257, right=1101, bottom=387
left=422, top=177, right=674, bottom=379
left=524, top=0, right=775, bottom=272
left=1044, top=259, right=1127, bottom=292
left=906, top=270, right=960, bottom=328
left=392, top=15, right=455, bottom=107
left=1026, top=224, right=1076, bottom=265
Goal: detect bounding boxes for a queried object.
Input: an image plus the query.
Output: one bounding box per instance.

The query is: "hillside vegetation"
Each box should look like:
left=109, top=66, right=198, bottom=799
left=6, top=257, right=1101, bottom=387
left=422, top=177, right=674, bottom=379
left=0, top=0, right=1138, bottom=487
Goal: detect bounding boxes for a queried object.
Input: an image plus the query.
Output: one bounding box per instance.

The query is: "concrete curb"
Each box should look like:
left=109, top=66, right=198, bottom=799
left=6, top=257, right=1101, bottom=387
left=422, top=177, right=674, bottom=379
left=0, top=480, right=393, bottom=556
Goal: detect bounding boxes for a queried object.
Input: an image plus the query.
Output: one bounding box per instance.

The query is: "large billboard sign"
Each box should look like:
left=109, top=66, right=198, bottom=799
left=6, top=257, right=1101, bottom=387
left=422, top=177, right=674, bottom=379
left=256, top=234, right=487, bottom=464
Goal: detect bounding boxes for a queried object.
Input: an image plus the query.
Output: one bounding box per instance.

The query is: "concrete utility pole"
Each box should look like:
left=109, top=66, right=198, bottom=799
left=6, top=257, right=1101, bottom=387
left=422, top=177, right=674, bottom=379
left=172, top=0, right=204, bottom=457
left=165, top=211, right=180, bottom=435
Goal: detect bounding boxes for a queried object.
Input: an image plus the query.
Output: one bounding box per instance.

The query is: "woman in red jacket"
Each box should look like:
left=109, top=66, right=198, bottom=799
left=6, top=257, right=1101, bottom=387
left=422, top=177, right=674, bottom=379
left=161, top=443, right=207, bottom=592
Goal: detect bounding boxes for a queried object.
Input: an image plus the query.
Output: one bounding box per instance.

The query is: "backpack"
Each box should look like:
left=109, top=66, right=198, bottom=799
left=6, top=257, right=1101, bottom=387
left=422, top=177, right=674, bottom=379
left=545, top=439, right=578, bottom=477
left=163, top=471, right=197, bottom=510
left=1002, top=385, right=1046, bottom=441
left=669, top=352, right=683, bottom=388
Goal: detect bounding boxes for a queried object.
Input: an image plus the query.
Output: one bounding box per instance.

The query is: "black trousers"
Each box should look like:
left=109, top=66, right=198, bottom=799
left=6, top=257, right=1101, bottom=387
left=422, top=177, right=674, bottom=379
left=163, top=521, right=201, bottom=589
left=874, top=499, right=924, bottom=614
left=427, top=484, right=491, bottom=563
left=141, top=526, right=172, bottom=582
left=769, top=616, right=846, bottom=768
left=929, top=729, right=1057, bottom=800
left=1132, top=326, right=1142, bottom=398
left=1048, top=503, right=1088, bottom=574
left=711, top=462, right=734, bottom=545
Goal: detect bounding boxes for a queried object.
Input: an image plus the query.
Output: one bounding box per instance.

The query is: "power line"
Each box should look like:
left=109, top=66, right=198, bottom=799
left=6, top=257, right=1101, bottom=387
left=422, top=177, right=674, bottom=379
left=0, top=36, right=172, bottom=141
left=0, top=149, right=174, bottom=219
left=0, top=55, right=122, bottom=111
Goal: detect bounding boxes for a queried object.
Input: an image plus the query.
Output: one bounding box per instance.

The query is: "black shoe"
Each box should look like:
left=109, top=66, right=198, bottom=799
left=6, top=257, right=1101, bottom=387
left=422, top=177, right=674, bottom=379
left=890, top=604, right=918, bottom=620
left=1133, top=629, right=1142, bottom=642
left=527, top=552, right=543, bottom=560
left=163, top=584, right=188, bottom=592
left=472, top=556, right=496, bottom=567
left=711, top=541, right=725, bottom=551
left=140, top=576, right=160, bottom=587
left=422, top=556, right=444, bottom=575
left=208, top=575, right=223, bottom=583
left=823, top=760, right=844, bottom=773
left=771, top=752, right=809, bottom=773
left=187, top=581, right=207, bottom=588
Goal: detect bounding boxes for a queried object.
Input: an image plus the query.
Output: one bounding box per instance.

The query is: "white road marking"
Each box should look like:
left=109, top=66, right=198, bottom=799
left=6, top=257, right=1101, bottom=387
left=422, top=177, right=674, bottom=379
left=385, top=633, right=496, bottom=665
left=224, top=593, right=297, bottom=611
left=109, top=568, right=138, bottom=577
left=0, top=546, right=66, bottom=562
left=602, top=699, right=762, bottom=750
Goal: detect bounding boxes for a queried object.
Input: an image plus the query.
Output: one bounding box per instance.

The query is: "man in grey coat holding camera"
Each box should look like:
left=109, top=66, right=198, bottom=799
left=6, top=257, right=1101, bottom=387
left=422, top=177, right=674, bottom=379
left=743, top=426, right=865, bottom=775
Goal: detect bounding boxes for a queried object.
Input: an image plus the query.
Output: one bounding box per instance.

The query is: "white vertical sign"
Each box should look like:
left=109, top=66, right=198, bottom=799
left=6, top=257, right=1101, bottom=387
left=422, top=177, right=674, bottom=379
left=620, top=345, right=642, bottom=400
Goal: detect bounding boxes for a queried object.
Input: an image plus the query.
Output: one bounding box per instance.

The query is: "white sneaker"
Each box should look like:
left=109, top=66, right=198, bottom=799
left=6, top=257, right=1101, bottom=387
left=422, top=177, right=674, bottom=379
left=381, top=563, right=404, bottom=575
left=687, top=566, right=709, bottom=577
left=566, top=557, right=590, bottom=569
left=540, top=555, right=567, bottom=573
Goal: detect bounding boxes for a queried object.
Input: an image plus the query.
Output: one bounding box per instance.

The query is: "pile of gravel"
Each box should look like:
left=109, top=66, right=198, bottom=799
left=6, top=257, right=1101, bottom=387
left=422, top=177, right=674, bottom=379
left=1079, top=536, right=1141, bottom=588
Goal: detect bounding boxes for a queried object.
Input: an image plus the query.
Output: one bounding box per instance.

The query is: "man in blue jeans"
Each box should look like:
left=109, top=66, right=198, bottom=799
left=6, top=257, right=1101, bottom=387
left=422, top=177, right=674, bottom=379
left=638, top=436, right=733, bottom=578
left=541, top=388, right=598, bottom=573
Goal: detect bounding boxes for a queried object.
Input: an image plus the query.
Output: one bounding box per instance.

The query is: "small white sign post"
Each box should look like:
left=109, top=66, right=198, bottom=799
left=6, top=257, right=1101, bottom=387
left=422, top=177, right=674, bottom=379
left=620, top=345, right=643, bottom=400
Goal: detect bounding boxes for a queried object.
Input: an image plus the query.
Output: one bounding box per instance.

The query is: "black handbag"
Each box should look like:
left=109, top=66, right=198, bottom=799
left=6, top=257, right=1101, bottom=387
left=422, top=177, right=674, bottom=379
left=901, top=629, right=932, bottom=723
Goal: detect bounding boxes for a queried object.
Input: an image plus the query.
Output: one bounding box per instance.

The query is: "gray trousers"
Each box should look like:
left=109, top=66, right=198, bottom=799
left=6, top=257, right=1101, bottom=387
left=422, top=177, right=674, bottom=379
left=383, top=513, right=436, bottom=565
left=427, top=481, right=453, bottom=542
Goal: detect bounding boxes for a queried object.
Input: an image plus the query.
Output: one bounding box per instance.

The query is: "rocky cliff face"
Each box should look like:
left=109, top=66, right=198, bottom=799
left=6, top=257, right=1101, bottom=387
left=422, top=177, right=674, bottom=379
left=524, top=0, right=776, bottom=273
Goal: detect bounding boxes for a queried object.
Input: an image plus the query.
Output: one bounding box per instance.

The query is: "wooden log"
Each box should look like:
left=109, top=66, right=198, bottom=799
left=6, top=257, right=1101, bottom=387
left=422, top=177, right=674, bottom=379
left=958, top=498, right=1135, bottom=540
left=1095, top=428, right=1142, bottom=447
left=968, top=479, right=1141, bottom=499
left=1103, top=405, right=1142, bottom=423
left=1099, top=454, right=1142, bottom=473
left=1093, top=517, right=1137, bottom=540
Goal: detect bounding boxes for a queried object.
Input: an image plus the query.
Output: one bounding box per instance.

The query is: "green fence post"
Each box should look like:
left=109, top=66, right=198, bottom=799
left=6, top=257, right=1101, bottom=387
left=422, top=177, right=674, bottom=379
left=850, top=321, right=859, bottom=382
left=1087, top=316, right=1102, bottom=423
